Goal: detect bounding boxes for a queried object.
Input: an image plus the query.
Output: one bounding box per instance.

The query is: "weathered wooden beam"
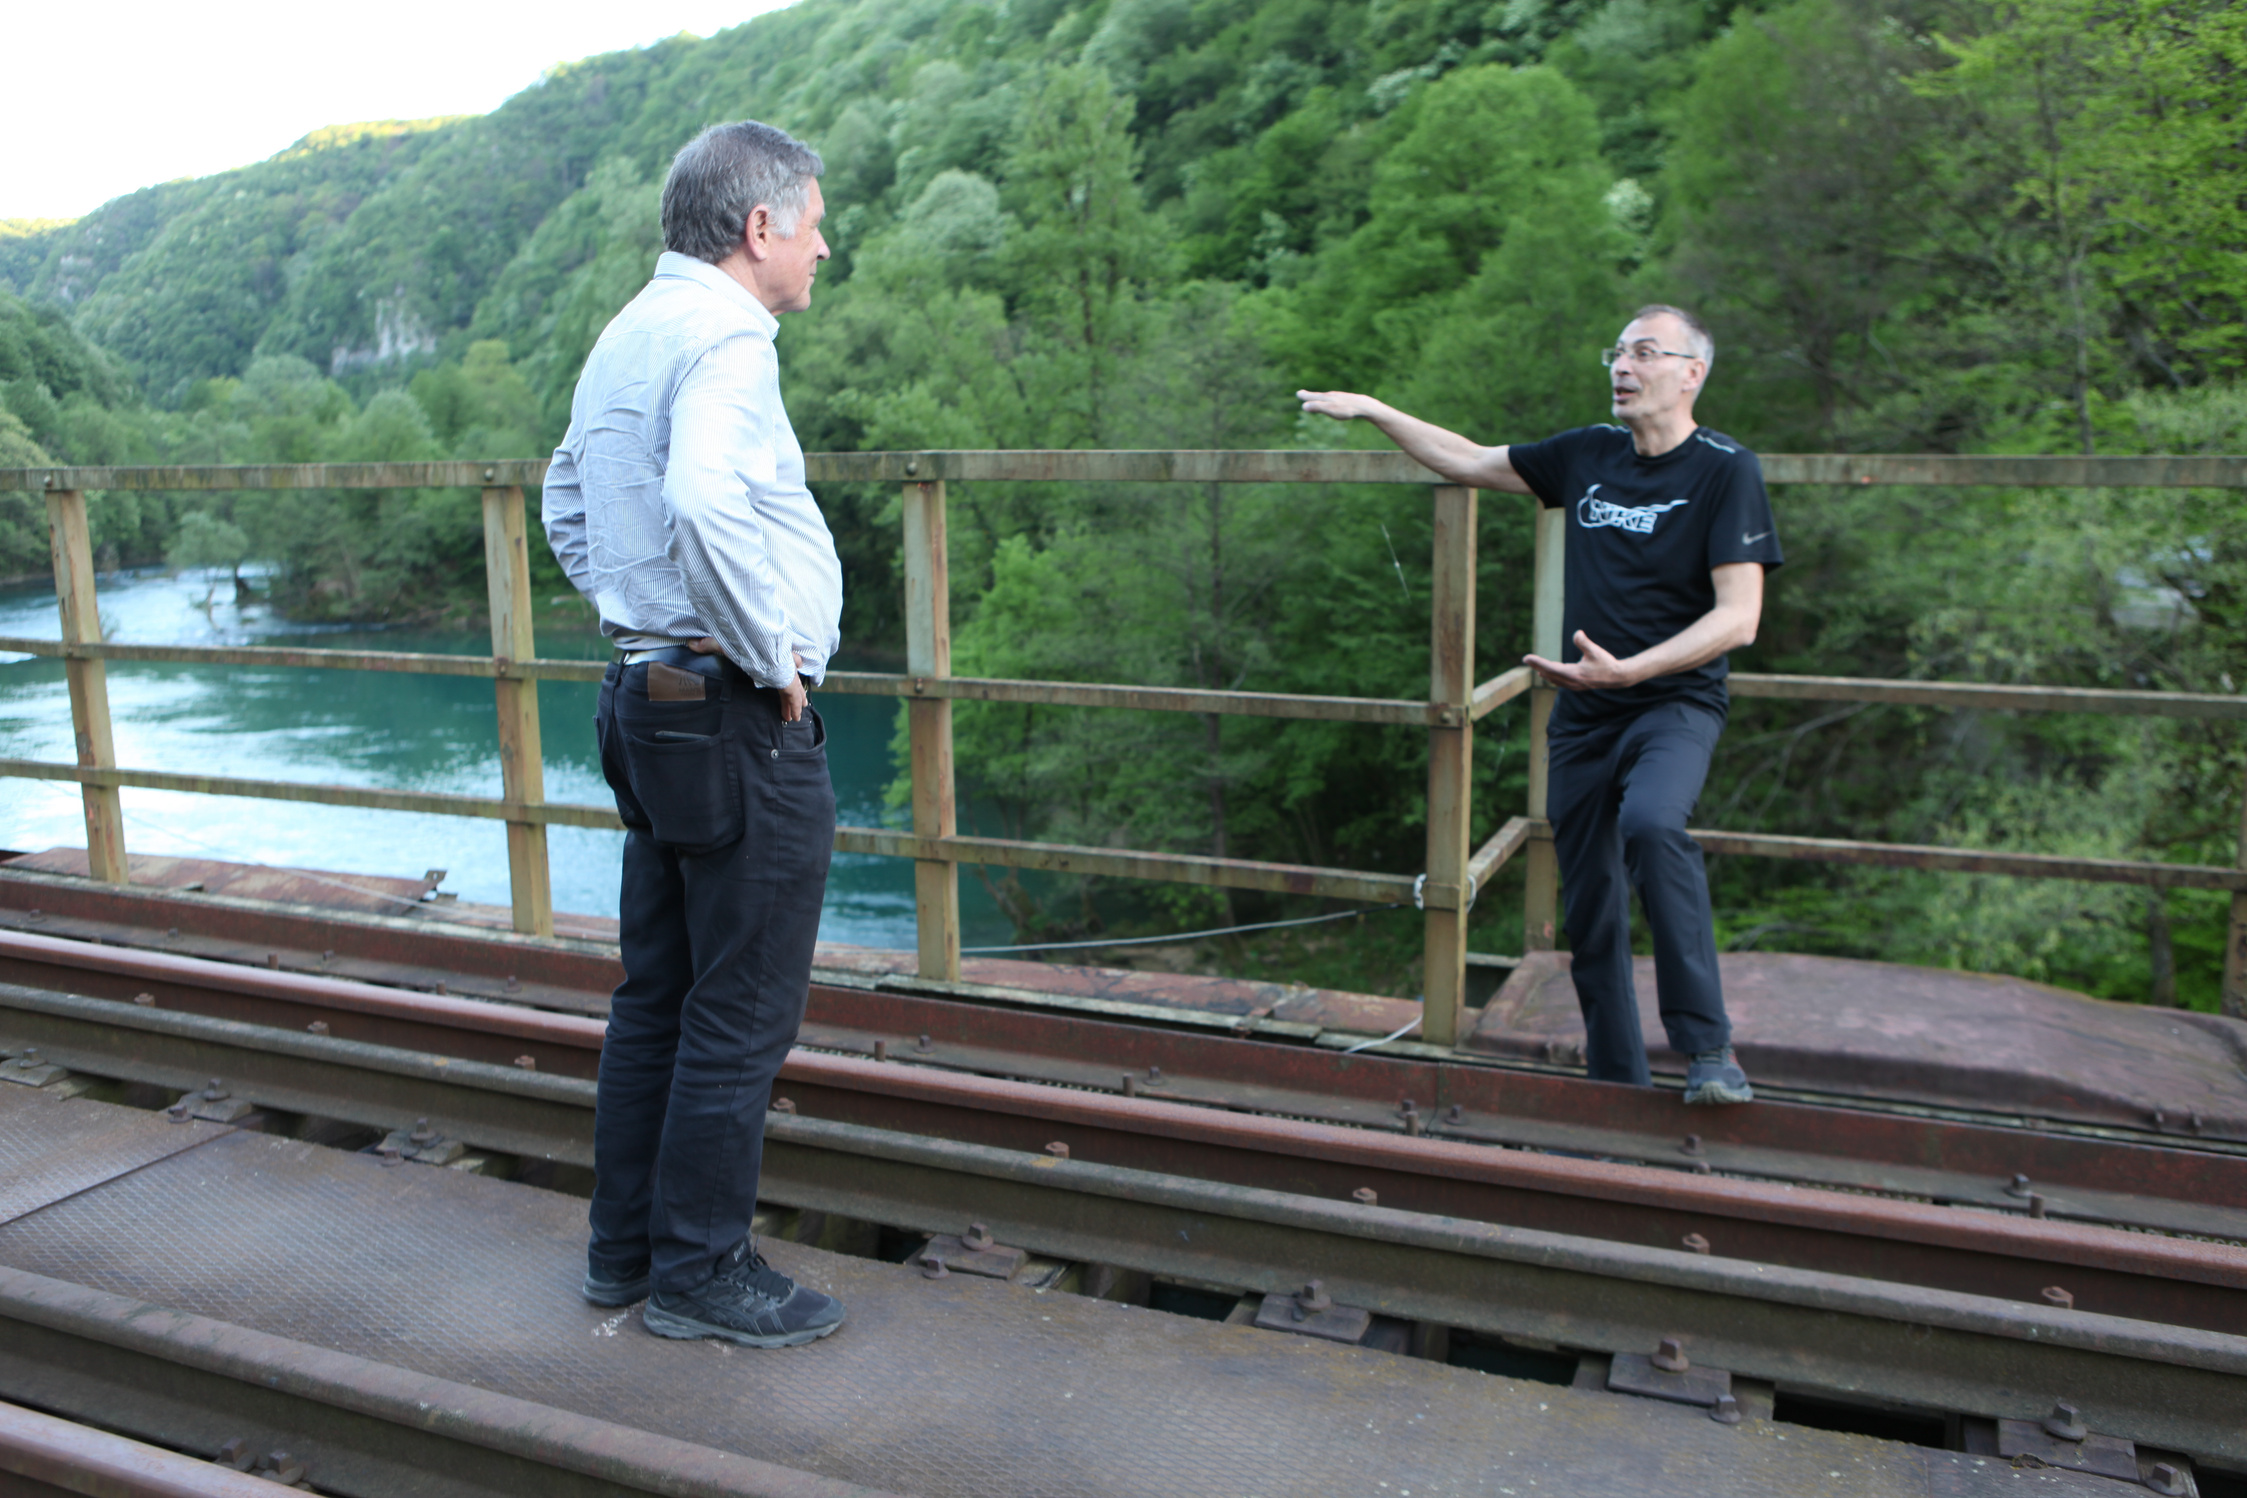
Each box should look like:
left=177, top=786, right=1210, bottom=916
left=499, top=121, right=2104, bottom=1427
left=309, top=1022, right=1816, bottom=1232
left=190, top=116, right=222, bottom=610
left=1522, top=507, right=1566, bottom=953
left=1421, top=485, right=1477, bottom=1047
left=1470, top=666, right=1532, bottom=721
left=1730, top=673, right=2247, bottom=721
left=7, top=451, right=2242, bottom=493
left=902, top=480, right=961, bottom=983
left=1757, top=454, right=2247, bottom=488
left=831, top=827, right=1423, bottom=906
left=43, top=492, right=127, bottom=884
left=1467, top=816, right=1540, bottom=891
left=483, top=486, right=553, bottom=939
left=1688, top=829, right=2247, bottom=892
left=821, top=671, right=1446, bottom=724
left=0, top=759, right=626, bottom=829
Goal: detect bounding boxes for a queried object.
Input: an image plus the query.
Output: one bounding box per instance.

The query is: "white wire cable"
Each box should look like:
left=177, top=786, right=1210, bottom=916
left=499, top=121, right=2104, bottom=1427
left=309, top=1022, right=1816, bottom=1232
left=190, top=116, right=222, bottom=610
left=1340, top=1013, right=1424, bottom=1054
left=961, top=902, right=1407, bottom=955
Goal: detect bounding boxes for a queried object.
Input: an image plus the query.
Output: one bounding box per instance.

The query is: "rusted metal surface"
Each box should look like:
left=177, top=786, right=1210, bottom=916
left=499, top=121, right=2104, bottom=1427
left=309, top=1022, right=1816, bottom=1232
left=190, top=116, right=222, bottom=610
left=0, top=1271, right=895, bottom=1498
left=1472, top=951, right=2247, bottom=1141
left=10, top=450, right=2245, bottom=492
left=10, top=896, right=2247, bottom=1239
left=5, top=849, right=442, bottom=916
left=0, top=1399, right=288, bottom=1498
left=0, top=930, right=605, bottom=1072
left=0, top=1086, right=231, bottom=1226
left=13, top=979, right=2247, bottom=1340
left=0, top=1118, right=2196, bottom=1491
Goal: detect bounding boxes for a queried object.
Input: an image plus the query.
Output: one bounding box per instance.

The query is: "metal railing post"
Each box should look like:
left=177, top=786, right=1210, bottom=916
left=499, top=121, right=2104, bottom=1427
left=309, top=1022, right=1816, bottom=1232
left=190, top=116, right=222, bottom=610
left=903, top=478, right=962, bottom=982
left=2226, top=767, right=2247, bottom=1020
left=1522, top=505, right=1565, bottom=952
left=1421, top=485, right=1477, bottom=1048
left=482, top=484, right=553, bottom=938
left=45, top=486, right=128, bottom=882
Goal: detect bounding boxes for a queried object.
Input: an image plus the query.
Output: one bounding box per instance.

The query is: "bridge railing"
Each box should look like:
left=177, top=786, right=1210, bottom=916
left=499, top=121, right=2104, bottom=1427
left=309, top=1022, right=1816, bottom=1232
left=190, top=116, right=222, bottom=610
left=2, top=452, right=2244, bottom=1037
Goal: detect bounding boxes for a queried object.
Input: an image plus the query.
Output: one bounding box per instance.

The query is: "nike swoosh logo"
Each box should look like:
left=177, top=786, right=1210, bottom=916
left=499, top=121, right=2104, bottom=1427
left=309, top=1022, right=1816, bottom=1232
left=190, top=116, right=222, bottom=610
left=1742, top=530, right=1772, bottom=545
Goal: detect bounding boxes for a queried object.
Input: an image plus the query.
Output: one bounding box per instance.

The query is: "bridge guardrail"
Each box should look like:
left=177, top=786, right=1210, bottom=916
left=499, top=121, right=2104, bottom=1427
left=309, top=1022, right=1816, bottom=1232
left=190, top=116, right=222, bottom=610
left=2, top=453, right=2242, bottom=1037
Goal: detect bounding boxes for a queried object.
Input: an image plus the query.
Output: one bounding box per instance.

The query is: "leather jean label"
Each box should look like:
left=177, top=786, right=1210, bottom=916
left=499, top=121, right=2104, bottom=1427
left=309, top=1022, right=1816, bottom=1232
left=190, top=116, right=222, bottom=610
left=646, top=662, right=710, bottom=702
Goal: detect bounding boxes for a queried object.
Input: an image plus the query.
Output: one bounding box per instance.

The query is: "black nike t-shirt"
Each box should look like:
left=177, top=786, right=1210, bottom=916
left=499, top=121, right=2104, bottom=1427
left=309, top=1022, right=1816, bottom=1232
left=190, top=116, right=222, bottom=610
left=1507, top=425, right=1783, bottom=726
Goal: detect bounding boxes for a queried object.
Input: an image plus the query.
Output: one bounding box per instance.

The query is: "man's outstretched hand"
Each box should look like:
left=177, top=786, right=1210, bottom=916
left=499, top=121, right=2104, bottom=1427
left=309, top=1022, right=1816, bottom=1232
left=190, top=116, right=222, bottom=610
left=1297, top=389, right=1387, bottom=421
left=1524, top=631, right=1641, bottom=691
left=689, top=636, right=808, bottom=720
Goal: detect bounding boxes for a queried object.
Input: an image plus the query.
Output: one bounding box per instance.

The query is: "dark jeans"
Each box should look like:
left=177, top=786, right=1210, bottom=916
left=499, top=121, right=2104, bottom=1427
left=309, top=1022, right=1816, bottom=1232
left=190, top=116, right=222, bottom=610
left=587, top=654, right=835, bottom=1295
left=1547, top=699, right=1728, bottom=1084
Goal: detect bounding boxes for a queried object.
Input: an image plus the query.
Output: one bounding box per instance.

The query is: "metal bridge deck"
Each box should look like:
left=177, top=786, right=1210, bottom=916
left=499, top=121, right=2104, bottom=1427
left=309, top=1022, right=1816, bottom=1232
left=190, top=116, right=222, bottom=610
left=0, top=1089, right=2128, bottom=1498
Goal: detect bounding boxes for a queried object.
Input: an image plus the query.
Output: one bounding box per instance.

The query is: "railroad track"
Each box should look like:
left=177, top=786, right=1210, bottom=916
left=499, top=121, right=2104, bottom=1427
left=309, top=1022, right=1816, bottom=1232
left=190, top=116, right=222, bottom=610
left=4, top=930, right=2245, bottom=1466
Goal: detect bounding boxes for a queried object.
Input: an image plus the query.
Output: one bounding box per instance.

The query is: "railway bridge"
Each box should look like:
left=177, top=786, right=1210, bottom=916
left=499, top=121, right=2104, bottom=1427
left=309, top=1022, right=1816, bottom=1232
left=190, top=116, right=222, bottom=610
left=0, top=452, right=2244, bottom=1498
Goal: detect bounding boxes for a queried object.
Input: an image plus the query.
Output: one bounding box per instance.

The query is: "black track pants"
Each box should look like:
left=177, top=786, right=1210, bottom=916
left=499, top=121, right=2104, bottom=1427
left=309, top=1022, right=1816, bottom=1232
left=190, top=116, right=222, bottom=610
left=1546, top=699, right=1729, bottom=1084
left=587, top=657, right=835, bottom=1295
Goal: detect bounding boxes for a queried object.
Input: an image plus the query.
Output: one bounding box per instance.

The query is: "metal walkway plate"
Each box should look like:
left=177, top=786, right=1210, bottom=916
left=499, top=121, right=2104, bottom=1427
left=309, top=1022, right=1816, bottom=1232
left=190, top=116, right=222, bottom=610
left=0, top=1085, right=228, bottom=1226
left=0, top=1103, right=2126, bottom=1498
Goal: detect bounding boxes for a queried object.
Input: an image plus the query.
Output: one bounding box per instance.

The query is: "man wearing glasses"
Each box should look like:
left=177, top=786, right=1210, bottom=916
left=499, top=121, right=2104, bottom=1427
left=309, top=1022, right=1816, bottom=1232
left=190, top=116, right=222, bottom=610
left=1298, top=304, right=1778, bottom=1104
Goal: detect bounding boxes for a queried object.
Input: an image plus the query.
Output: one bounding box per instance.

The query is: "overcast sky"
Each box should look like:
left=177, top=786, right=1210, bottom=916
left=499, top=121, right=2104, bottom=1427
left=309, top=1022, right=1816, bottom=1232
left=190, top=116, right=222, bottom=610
left=5, top=0, right=799, bottom=223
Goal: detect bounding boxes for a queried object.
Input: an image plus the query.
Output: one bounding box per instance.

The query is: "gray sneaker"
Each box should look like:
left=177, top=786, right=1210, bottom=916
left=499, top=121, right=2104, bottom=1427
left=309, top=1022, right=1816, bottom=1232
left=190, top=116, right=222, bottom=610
left=643, top=1241, right=846, bottom=1349
left=1683, top=1046, right=1754, bottom=1105
left=583, top=1255, right=650, bottom=1307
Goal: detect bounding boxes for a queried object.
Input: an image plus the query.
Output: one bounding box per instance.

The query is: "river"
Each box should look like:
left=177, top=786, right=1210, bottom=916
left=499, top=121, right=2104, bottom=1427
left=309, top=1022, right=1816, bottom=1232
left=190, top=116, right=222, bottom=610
left=0, top=568, right=1012, bottom=949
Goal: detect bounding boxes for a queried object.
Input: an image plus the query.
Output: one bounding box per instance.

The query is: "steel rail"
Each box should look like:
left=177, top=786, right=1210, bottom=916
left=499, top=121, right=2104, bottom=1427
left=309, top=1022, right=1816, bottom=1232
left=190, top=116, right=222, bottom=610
left=0, top=1271, right=896, bottom=1498
left=6, top=976, right=2244, bottom=1335
left=0, top=1398, right=332, bottom=1498
left=6, top=920, right=2246, bottom=1244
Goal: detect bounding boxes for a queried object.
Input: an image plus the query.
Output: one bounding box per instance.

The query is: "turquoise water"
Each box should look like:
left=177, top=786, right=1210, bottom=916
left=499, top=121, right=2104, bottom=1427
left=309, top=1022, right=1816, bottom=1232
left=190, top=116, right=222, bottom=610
left=0, top=568, right=1012, bottom=949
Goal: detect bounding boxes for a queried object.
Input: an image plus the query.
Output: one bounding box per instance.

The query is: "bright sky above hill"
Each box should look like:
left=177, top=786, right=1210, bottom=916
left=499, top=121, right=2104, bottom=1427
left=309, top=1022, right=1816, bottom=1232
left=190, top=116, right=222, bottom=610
left=5, top=0, right=798, bottom=222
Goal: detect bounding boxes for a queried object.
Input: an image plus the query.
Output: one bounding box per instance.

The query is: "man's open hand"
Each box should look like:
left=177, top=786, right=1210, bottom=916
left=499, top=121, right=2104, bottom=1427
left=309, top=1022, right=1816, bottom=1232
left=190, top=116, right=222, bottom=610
left=1524, top=631, right=1641, bottom=691
left=1297, top=389, right=1386, bottom=421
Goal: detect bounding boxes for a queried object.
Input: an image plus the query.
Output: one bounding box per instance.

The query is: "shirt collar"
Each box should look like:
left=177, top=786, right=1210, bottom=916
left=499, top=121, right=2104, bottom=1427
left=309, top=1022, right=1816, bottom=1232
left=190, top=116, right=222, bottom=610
left=653, top=251, right=779, bottom=336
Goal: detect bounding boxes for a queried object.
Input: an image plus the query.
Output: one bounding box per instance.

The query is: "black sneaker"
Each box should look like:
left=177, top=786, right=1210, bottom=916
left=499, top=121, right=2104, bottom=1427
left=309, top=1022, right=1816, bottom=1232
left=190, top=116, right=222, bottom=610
left=1683, top=1046, right=1754, bottom=1105
left=583, top=1254, right=651, bottom=1307
left=643, top=1241, right=845, bottom=1349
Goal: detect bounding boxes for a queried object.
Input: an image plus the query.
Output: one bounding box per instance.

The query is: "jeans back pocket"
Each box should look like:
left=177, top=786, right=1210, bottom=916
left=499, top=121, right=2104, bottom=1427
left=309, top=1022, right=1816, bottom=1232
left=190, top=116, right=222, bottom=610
left=622, top=728, right=742, bottom=853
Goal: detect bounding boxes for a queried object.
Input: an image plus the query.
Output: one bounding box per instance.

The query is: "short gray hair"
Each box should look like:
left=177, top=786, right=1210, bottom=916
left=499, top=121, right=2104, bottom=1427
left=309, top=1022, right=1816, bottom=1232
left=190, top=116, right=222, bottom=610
left=1630, top=303, right=1715, bottom=370
left=662, top=121, right=824, bottom=262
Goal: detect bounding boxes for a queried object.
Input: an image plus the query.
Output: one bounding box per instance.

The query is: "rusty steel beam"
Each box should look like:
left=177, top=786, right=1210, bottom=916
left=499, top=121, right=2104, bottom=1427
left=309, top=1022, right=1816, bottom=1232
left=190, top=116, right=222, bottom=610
left=830, top=829, right=1422, bottom=904
left=8, top=452, right=2244, bottom=493
left=6, top=906, right=2245, bottom=1239
left=0, top=1271, right=894, bottom=1498
left=6, top=989, right=2244, bottom=1459
left=0, top=1398, right=301, bottom=1498
left=8, top=978, right=2245, bottom=1340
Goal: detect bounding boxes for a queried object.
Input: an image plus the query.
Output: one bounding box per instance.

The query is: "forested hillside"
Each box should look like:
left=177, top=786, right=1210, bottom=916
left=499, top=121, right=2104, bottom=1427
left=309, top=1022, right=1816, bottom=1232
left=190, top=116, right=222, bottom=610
left=3, top=0, right=2242, bottom=1007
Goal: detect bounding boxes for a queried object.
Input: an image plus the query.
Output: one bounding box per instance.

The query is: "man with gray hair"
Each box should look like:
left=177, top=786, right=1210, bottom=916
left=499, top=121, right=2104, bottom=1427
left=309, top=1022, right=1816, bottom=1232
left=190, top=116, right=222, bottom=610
left=1299, top=305, right=1781, bottom=1106
left=543, top=120, right=845, bottom=1346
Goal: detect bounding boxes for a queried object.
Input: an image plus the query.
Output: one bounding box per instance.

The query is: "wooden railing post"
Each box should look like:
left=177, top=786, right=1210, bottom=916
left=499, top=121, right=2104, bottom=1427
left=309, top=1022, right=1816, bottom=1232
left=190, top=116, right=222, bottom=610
left=483, top=484, right=553, bottom=938
left=903, top=478, right=961, bottom=982
left=2226, top=766, right=2247, bottom=1020
left=1523, top=505, right=1565, bottom=952
left=46, top=486, right=128, bottom=882
left=1421, top=485, right=1477, bottom=1048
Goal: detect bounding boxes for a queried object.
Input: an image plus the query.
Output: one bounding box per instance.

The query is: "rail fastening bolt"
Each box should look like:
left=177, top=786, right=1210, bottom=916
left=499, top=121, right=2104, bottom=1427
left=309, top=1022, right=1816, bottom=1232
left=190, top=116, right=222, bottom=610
left=2041, top=1285, right=2075, bottom=1310
left=2040, top=1399, right=2086, bottom=1441
left=1682, top=1233, right=1711, bottom=1254
left=1045, top=1141, right=1070, bottom=1159
left=2006, top=1173, right=2032, bottom=1197
left=1122, top=1074, right=1138, bottom=1097
left=1681, top=1133, right=1704, bottom=1156
left=1652, top=1338, right=1689, bottom=1373
left=1709, top=1393, right=1742, bottom=1425
left=1352, top=1187, right=1378, bottom=1206
left=2148, top=1463, right=2187, bottom=1496
left=917, top=1033, right=933, bottom=1052
left=873, top=1039, right=890, bottom=1062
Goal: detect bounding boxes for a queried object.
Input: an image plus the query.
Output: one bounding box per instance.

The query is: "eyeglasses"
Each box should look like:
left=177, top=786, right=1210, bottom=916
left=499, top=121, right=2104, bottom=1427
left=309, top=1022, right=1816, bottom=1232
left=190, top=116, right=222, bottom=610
left=1600, top=343, right=1698, bottom=368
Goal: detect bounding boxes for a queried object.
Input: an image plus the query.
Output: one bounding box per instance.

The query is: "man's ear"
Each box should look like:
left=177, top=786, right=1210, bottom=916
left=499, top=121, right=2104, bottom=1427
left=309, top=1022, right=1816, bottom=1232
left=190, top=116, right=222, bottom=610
left=741, top=204, right=771, bottom=261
